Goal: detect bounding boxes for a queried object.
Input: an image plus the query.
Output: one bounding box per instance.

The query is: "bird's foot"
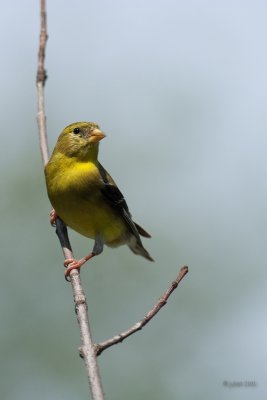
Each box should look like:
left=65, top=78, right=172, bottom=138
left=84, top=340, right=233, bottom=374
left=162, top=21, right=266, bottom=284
left=50, top=209, right=58, bottom=226
left=64, top=258, right=84, bottom=281
left=64, top=253, right=95, bottom=281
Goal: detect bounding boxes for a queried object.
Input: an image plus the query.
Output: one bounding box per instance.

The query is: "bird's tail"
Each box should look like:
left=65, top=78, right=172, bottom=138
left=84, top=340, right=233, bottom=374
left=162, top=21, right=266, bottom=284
left=134, top=222, right=152, bottom=238
left=128, top=235, right=154, bottom=262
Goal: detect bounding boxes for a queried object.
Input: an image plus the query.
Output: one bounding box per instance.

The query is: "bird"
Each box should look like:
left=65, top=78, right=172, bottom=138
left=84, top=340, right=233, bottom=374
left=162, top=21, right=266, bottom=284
left=45, top=121, right=154, bottom=278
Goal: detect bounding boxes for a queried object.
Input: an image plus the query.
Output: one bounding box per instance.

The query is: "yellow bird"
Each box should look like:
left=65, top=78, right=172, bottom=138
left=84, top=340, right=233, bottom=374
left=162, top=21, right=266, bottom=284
left=45, top=122, right=153, bottom=278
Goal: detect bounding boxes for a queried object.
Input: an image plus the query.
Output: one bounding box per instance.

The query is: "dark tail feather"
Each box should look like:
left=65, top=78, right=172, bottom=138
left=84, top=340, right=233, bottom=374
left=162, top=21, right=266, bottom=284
left=128, top=236, right=154, bottom=262
left=134, top=222, right=152, bottom=238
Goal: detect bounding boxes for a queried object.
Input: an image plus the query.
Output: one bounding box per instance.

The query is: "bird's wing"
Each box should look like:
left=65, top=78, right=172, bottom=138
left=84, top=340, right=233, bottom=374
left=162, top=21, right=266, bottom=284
left=97, top=162, right=141, bottom=239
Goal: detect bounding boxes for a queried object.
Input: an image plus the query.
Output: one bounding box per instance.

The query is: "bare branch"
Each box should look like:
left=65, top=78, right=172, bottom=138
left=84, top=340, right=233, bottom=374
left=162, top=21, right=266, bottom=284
left=95, top=266, right=188, bottom=356
left=36, top=2, right=189, bottom=398
left=36, top=1, right=105, bottom=399
left=70, top=269, right=105, bottom=400
left=36, top=0, right=49, bottom=166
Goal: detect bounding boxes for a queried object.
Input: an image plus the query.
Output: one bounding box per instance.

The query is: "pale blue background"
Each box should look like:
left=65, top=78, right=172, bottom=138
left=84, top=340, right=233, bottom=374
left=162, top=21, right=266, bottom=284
left=1, top=1, right=267, bottom=399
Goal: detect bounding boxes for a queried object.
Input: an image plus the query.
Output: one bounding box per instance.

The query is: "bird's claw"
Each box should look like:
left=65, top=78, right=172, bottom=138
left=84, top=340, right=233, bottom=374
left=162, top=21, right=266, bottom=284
left=63, top=252, right=95, bottom=281
left=50, top=209, right=57, bottom=226
left=64, top=258, right=83, bottom=281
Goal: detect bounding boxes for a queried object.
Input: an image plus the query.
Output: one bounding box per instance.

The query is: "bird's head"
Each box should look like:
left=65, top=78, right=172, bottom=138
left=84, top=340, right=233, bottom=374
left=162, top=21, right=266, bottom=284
left=55, top=122, right=106, bottom=160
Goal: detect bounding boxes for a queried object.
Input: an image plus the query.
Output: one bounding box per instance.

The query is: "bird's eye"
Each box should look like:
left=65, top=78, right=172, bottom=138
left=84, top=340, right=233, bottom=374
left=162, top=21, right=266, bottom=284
left=73, top=127, right=80, bottom=134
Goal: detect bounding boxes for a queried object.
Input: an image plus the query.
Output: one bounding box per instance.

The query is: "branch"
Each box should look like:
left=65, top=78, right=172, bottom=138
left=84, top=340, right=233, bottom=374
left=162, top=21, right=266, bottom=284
left=36, top=2, right=189, bottom=397
left=95, top=266, right=188, bottom=356
left=36, top=0, right=49, bottom=166
left=36, top=1, right=105, bottom=399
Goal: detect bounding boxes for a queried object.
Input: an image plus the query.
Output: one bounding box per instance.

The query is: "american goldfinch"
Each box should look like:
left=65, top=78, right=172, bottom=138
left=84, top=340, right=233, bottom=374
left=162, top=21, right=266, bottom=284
left=45, top=122, right=153, bottom=277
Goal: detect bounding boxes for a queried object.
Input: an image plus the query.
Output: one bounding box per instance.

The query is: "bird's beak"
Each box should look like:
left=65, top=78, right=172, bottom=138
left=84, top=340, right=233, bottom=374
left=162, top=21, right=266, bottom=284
left=89, top=128, right=106, bottom=144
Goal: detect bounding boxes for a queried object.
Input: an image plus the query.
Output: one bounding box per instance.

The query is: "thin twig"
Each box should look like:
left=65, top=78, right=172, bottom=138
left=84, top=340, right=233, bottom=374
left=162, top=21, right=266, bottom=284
left=36, top=1, right=105, bottom=399
left=36, top=0, right=49, bottom=166
left=95, top=266, right=188, bottom=356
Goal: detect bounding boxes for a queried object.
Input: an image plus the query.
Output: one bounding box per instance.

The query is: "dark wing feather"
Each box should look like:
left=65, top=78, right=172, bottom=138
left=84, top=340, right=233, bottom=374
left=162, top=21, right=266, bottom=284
left=97, top=163, right=141, bottom=239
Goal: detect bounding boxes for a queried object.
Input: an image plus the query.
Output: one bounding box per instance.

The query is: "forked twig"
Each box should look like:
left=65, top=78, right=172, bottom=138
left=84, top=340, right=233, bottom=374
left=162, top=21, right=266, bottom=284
left=36, top=2, right=189, bottom=400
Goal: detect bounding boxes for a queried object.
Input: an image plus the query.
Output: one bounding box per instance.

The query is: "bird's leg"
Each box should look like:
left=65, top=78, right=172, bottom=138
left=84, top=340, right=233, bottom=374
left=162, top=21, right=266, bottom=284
left=64, top=235, right=104, bottom=280
left=50, top=208, right=58, bottom=226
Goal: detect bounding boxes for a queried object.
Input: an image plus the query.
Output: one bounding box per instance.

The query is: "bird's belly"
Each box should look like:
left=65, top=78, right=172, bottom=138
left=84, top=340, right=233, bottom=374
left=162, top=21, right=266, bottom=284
left=51, top=191, right=126, bottom=246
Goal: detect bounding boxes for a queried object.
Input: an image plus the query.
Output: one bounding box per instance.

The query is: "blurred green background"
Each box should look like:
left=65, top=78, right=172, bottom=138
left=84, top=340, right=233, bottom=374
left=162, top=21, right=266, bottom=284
left=1, top=0, right=267, bottom=399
